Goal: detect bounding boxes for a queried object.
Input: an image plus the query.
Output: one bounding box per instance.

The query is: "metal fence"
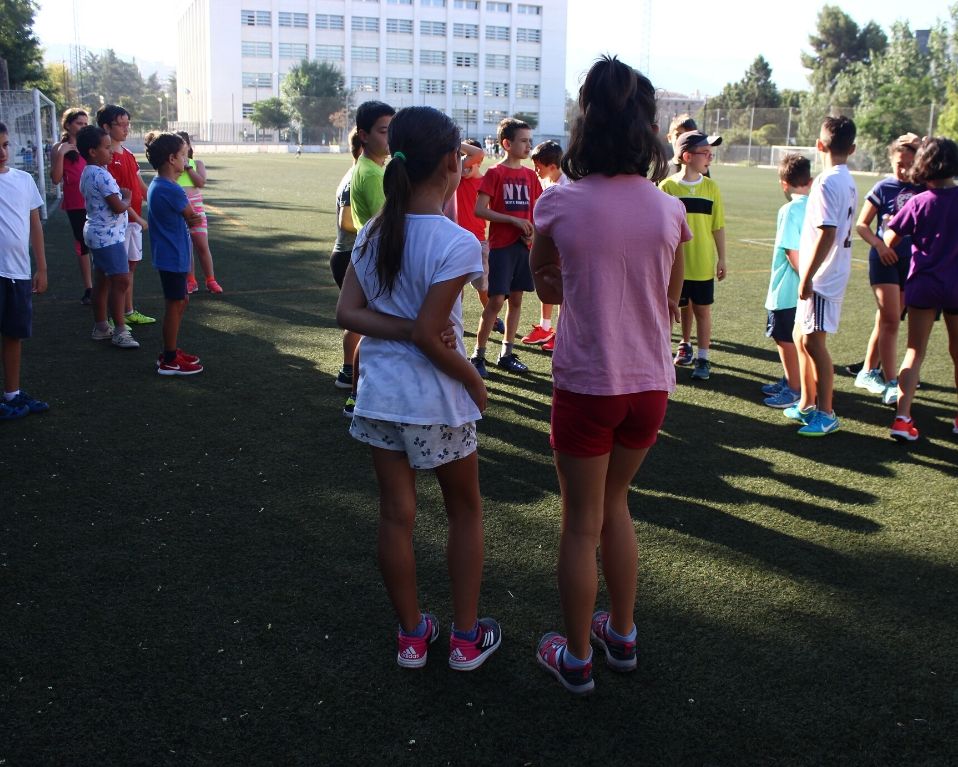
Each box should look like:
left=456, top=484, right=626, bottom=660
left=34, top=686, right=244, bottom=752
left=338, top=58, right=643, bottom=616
left=0, top=89, right=59, bottom=217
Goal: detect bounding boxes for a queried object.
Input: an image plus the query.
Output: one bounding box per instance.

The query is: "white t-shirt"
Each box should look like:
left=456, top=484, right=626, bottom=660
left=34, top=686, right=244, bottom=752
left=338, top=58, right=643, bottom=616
left=80, top=164, right=127, bottom=248
left=0, top=168, right=44, bottom=280
left=798, top=164, right=858, bottom=301
left=351, top=215, right=483, bottom=426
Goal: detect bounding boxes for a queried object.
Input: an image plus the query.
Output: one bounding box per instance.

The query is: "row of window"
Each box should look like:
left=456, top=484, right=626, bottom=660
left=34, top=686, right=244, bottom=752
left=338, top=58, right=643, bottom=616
left=240, top=100, right=538, bottom=125
left=241, top=71, right=537, bottom=98
left=243, top=42, right=540, bottom=69
left=242, top=3, right=540, bottom=25
left=317, top=17, right=542, bottom=38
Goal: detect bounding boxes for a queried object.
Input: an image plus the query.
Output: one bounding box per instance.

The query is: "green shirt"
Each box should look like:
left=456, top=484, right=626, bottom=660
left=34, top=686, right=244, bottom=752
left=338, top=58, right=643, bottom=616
left=350, top=155, right=386, bottom=229
left=659, top=173, right=725, bottom=281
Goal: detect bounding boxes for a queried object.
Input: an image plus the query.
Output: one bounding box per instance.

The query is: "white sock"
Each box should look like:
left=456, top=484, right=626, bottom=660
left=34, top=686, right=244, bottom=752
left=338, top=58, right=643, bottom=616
left=697, top=349, right=709, bottom=360
left=540, top=318, right=551, bottom=331
left=4, top=390, right=19, bottom=402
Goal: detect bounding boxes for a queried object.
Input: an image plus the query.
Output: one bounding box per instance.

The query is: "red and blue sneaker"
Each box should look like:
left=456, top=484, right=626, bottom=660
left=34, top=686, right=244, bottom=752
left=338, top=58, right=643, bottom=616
left=590, top=611, right=637, bottom=671
left=396, top=613, right=439, bottom=669
left=536, top=633, right=594, bottom=694
left=449, top=617, right=502, bottom=671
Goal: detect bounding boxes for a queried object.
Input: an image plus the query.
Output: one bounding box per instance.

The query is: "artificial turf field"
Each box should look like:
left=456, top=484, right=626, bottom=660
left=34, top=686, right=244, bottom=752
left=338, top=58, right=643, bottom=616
left=2, top=154, right=956, bottom=766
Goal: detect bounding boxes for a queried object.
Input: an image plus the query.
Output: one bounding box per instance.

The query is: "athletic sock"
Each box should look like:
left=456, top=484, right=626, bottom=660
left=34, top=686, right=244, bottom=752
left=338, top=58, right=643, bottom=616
left=473, top=345, right=486, bottom=359
left=340, top=363, right=353, bottom=375
left=561, top=647, right=592, bottom=669
left=95, top=320, right=110, bottom=332
left=897, top=415, right=913, bottom=423
left=400, top=614, right=428, bottom=638
left=607, top=622, right=637, bottom=643
left=501, top=342, right=514, bottom=357
left=3, top=390, right=19, bottom=402
left=697, top=348, right=709, bottom=360
left=540, top=318, right=551, bottom=331
left=452, top=621, right=479, bottom=642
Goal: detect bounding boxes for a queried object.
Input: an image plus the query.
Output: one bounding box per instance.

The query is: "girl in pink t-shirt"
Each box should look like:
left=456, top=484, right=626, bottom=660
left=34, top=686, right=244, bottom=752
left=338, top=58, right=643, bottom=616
left=50, top=108, right=92, bottom=303
left=530, top=56, right=689, bottom=694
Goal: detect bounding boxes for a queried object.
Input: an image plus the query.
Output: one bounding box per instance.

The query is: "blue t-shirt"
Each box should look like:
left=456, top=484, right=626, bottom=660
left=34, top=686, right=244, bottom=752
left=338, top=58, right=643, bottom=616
left=147, top=176, right=191, bottom=272
left=766, top=194, right=806, bottom=311
left=866, top=177, right=921, bottom=261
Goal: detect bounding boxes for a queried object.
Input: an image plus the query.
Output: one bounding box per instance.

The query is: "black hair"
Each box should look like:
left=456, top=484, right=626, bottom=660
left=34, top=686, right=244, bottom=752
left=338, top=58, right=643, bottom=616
left=145, top=131, right=185, bottom=170
left=562, top=55, right=668, bottom=182
left=96, top=104, right=131, bottom=129
left=820, top=115, right=856, bottom=155
left=176, top=131, right=194, bottom=159
left=497, top=117, right=530, bottom=144
left=76, top=125, right=108, bottom=161
left=910, top=137, right=958, bottom=184
left=355, top=100, right=395, bottom=134
left=464, top=138, right=482, bottom=150
left=59, top=107, right=88, bottom=162
left=531, top=140, right=563, bottom=167
left=349, top=127, right=362, bottom=161
left=0, top=121, right=7, bottom=135
left=359, top=106, right=460, bottom=297
left=778, top=153, right=812, bottom=188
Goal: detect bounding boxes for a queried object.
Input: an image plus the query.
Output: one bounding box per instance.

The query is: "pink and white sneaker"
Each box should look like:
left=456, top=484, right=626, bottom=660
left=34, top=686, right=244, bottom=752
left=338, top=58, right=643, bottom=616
left=396, top=613, right=439, bottom=669
left=448, top=617, right=502, bottom=671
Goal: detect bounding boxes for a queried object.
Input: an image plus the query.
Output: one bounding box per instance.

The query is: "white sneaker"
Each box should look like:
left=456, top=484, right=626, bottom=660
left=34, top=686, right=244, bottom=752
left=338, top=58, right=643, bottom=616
left=111, top=329, right=140, bottom=349
left=855, top=367, right=886, bottom=395
left=91, top=326, right=113, bottom=341
left=882, top=380, right=899, bottom=406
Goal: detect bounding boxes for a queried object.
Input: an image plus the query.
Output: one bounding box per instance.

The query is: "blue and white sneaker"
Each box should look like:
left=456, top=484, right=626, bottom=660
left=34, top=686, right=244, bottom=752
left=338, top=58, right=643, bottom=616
left=761, top=377, right=787, bottom=395
left=0, top=400, right=29, bottom=420
left=798, top=409, right=840, bottom=436
left=783, top=403, right=815, bottom=425
left=536, top=633, right=594, bottom=695
left=855, top=367, right=886, bottom=395
left=882, top=380, right=899, bottom=406
left=8, top=391, right=49, bottom=414
left=764, top=386, right=800, bottom=409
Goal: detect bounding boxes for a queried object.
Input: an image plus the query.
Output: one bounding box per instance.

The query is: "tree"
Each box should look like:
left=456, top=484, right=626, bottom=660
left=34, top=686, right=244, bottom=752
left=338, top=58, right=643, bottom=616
left=514, top=111, right=538, bottom=129
left=0, top=0, right=45, bottom=88
left=280, top=60, right=345, bottom=142
left=78, top=49, right=146, bottom=113
left=801, top=5, right=887, bottom=94
left=251, top=97, right=291, bottom=132
left=710, top=56, right=781, bottom=110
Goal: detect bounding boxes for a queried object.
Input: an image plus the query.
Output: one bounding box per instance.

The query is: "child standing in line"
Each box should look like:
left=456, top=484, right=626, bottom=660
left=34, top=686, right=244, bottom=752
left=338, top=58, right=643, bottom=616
left=667, top=114, right=697, bottom=176
left=77, top=125, right=138, bottom=349
left=660, top=130, right=727, bottom=381
left=175, top=132, right=223, bottom=295
left=0, top=121, right=50, bottom=420
left=97, top=105, right=155, bottom=327
left=761, top=154, right=812, bottom=408
left=530, top=57, right=688, bottom=695
left=884, top=137, right=958, bottom=442
left=144, top=132, right=204, bottom=376
left=470, top=117, right=541, bottom=377
left=336, top=106, right=501, bottom=671
left=49, top=108, right=92, bottom=304
left=785, top=116, right=858, bottom=437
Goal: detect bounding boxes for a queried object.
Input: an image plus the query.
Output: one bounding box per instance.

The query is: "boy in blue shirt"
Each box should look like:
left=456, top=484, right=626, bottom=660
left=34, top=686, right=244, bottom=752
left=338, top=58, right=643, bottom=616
left=762, top=154, right=812, bottom=407
left=144, top=132, right=204, bottom=375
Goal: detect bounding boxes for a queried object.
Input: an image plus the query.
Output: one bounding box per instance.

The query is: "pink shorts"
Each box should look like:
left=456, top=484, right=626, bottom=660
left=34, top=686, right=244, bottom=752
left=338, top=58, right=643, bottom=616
left=550, top=388, right=669, bottom=457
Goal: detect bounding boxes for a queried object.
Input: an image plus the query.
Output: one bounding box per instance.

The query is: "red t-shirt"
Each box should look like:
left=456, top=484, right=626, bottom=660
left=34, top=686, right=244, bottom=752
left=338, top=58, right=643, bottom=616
left=455, top=175, right=487, bottom=242
left=479, top=163, right=541, bottom=249
left=108, top=146, right=144, bottom=215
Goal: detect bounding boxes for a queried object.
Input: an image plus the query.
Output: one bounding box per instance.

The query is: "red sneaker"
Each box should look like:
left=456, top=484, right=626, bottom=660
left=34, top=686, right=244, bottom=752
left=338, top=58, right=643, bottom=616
left=542, top=335, right=555, bottom=352
left=890, top=416, right=919, bottom=442
left=206, top=279, right=224, bottom=294
left=157, top=358, right=204, bottom=376
left=521, top=324, right=554, bottom=345
left=156, top=349, right=201, bottom=367
left=186, top=276, right=199, bottom=294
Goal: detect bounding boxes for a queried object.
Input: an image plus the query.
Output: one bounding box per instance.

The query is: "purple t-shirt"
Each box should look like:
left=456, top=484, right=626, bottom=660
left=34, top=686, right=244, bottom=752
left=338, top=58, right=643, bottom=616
left=534, top=174, right=691, bottom=396
left=887, top=186, right=958, bottom=283
left=866, top=176, right=921, bottom=260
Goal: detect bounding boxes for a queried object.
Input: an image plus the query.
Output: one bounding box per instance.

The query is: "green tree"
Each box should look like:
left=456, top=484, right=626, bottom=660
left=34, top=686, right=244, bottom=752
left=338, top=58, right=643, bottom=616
left=251, top=97, right=291, bottom=132
left=0, top=0, right=45, bottom=88
left=938, top=77, right=958, bottom=137
left=79, top=49, right=146, bottom=114
left=514, top=111, right=539, bottom=129
left=711, top=56, right=781, bottom=110
left=801, top=5, right=887, bottom=94
left=280, top=60, right=345, bottom=142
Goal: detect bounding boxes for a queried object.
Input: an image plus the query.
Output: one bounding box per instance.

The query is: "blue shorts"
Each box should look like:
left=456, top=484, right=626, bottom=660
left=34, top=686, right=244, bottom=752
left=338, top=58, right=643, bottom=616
left=158, top=270, right=188, bottom=301
left=91, top=242, right=129, bottom=276
left=679, top=279, right=714, bottom=307
left=868, top=249, right=910, bottom=288
left=487, top=240, right=534, bottom=297
left=0, top=277, right=32, bottom=339
left=765, top=307, right=796, bottom=343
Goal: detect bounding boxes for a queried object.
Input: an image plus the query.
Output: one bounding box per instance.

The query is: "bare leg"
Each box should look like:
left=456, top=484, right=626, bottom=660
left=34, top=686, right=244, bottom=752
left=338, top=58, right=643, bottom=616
left=190, top=232, right=216, bottom=281
left=895, top=308, right=937, bottom=420
left=503, top=293, right=524, bottom=349
left=476, top=294, right=505, bottom=350
left=863, top=308, right=880, bottom=371
left=92, top=268, right=109, bottom=324
left=162, top=298, right=188, bottom=352
left=125, top=260, right=137, bottom=314
left=680, top=304, right=693, bottom=344
left=803, top=330, right=833, bottom=413
left=795, top=323, right=816, bottom=410
left=776, top=340, right=800, bottom=391
left=110, top=274, right=132, bottom=331
left=540, top=303, right=553, bottom=324
left=78, top=250, right=92, bottom=290
left=2, top=336, right=22, bottom=393
left=873, top=284, right=902, bottom=381
left=343, top=330, right=360, bottom=369
left=692, top=303, right=712, bottom=352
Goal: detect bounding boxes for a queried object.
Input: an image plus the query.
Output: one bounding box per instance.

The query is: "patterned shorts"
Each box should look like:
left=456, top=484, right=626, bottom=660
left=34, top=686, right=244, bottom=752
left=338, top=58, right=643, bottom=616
left=349, top=416, right=478, bottom=470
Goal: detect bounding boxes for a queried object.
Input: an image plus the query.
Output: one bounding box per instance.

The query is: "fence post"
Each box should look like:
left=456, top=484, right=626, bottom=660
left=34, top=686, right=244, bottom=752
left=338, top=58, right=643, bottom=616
left=786, top=106, right=792, bottom=146
left=747, top=105, right=755, bottom=166
left=32, top=89, right=48, bottom=219
left=928, top=102, right=935, bottom=136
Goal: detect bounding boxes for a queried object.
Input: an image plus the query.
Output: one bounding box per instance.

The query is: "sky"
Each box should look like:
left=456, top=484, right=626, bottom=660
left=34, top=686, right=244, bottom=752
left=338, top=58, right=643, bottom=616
left=32, top=0, right=954, bottom=97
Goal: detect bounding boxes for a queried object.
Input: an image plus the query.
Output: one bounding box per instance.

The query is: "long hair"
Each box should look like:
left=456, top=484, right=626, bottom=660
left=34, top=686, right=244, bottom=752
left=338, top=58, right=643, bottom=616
left=910, top=137, right=958, bottom=185
left=562, top=55, right=668, bottom=182
left=360, top=106, right=460, bottom=297
left=60, top=108, right=87, bottom=162
left=144, top=132, right=185, bottom=171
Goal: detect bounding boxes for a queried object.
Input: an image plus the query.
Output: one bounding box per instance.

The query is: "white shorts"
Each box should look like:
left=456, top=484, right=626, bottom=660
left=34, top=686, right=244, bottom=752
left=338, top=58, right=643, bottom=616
left=798, top=292, right=843, bottom=335
left=470, top=240, right=490, bottom=293
left=125, top=221, right=143, bottom=263
left=349, top=415, right=478, bottom=470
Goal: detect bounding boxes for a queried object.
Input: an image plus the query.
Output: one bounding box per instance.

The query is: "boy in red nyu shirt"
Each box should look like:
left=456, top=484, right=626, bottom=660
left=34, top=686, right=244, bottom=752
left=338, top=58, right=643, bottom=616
left=470, top=118, right=541, bottom=376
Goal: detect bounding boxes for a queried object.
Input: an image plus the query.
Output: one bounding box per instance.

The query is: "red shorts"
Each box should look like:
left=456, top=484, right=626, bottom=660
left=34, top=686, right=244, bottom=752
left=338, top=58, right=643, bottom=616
left=550, top=388, right=669, bottom=457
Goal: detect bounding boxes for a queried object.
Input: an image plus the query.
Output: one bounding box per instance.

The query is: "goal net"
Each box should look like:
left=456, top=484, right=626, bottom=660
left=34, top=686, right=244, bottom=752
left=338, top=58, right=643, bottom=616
left=0, top=89, right=59, bottom=218
left=769, top=145, right=823, bottom=174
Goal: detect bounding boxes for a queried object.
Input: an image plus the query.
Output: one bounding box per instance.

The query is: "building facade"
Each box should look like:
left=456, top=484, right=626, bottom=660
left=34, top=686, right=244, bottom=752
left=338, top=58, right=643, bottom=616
left=177, top=0, right=567, bottom=140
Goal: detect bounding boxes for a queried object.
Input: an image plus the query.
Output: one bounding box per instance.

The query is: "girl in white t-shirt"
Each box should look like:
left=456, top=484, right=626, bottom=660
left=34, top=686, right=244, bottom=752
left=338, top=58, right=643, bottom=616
left=336, top=106, right=501, bottom=673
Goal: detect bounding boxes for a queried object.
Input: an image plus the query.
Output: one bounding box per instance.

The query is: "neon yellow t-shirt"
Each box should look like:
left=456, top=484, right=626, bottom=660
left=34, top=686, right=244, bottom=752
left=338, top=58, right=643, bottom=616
left=659, top=173, right=724, bottom=281
left=350, top=155, right=386, bottom=229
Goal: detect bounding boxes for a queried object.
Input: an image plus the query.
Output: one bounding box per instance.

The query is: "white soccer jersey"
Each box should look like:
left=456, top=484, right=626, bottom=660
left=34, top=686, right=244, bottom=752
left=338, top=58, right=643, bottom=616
left=798, top=164, right=858, bottom=301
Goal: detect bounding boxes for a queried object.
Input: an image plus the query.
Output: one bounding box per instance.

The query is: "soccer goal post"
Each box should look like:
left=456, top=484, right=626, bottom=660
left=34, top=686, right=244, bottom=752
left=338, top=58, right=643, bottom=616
left=769, top=145, right=823, bottom=174
left=0, top=88, right=59, bottom=219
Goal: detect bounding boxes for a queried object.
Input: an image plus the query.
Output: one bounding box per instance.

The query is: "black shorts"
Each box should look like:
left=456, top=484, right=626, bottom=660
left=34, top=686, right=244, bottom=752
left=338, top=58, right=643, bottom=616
left=679, top=278, right=714, bottom=307
left=868, top=249, right=910, bottom=288
left=765, top=307, right=796, bottom=343
left=330, top=249, right=351, bottom=289
left=66, top=209, right=89, bottom=255
left=159, top=270, right=188, bottom=301
left=0, top=277, right=33, bottom=339
left=487, top=240, right=534, bottom=297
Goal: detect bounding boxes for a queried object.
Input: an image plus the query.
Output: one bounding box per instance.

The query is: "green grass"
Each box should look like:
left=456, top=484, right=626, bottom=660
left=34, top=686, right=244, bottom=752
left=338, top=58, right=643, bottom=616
left=2, top=156, right=956, bottom=766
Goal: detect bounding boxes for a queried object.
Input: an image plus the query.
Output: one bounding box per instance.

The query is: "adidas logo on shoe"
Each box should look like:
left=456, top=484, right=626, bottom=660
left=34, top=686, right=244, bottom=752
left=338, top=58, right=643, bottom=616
left=450, top=648, right=467, bottom=663
left=400, top=646, right=420, bottom=660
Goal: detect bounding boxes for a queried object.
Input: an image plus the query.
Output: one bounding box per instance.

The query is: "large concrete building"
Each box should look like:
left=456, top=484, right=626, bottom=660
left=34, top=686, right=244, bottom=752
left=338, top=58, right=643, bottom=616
left=176, top=0, right=568, bottom=140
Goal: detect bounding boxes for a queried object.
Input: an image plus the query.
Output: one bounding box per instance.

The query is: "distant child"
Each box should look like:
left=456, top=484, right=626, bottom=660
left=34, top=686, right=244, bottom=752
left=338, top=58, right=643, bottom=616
left=144, top=132, right=204, bottom=376
left=77, top=125, right=138, bottom=349
left=175, top=132, right=223, bottom=295
left=660, top=130, right=726, bottom=381
left=524, top=139, right=567, bottom=352
left=852, top=132, right=923, bottom=404
left=761, top=154, right=812, bottom=408
left=667, top=114, right=706, bottom=176
left=96, top=104, right=154, bottom=327
left=470, top=117, right=541, bottom=376
left=786, top=116, right=858, bottom=436
left=335, top=106, right=501, bottom=671
left=884, top=137, right=958, bottom=442
left=49, top=108, right=92, bottom=304
left=0, top=121, right=50, bottom=419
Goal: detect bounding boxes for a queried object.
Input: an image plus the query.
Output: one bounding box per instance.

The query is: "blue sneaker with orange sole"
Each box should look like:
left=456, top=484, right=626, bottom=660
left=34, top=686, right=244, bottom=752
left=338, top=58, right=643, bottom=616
left=536, top=633, right=595, bottom=694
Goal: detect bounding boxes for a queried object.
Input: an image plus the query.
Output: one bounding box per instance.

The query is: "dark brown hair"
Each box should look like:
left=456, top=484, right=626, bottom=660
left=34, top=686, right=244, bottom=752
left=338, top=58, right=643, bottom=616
left=497, top=117, right=530, bottom=144
left=531, top=140, right=562, bottom=167
left=910, top=137, right=958, bottom=184
left=820, top=116, right=856, bottom=155
left=144, top=131, right=186, bottom=170
left=778, top=153, right=812, bottom=188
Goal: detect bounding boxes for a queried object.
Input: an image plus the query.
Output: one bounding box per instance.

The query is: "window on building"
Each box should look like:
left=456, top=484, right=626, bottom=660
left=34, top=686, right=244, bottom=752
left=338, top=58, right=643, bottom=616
left=241, top=41, right=272, bottom=58
left=452, top=108, right=478, bottom=124
left=484, top=109, right=508, bottom=123
left=454, top=0, right=478, bottom=8
left=242, top=103, right=255, bottom=117
left=487, top=2, right=510, bottom=11
left=386, top=18, right=413, bottom=33
left=352, top=76, right=380, bottom=92
left=485, top=53, right=509, bottom=69
left=352, top=16, right=380, bottom=32
left=484, top=81, right=509, bottom=97
left=386, top=47, right=413, bottom=64
left=387, top=77, right=413, bottom=94
left=388, top=0, right=413, bottom=4
left=485, top=25, right=509, bottom=41
left=279, top=43, right=308, bottom=59
left=515, top=83, right=540, bottom=98
left=316, top=14, right=345, bottom=29
left=420, top=20, right=446, bottom=35
left=454, top=23, right=479, bottom=38
left=516, top=55, right=540, bottom=71
left=352, top=46, right=379, bottom=62
left=518, top=3, right=541, bottom=13
left=242, top=72, right=272, bottom=88
left=454, top=52, right=478, bottom=68
left=278, top=12, right=308, bottom=28
left=516, top=27, right=541, bottom=42
left=454, top=80, right=478, bottom=96
left=420, top=49, right=446, bottom=66
left=315, top=45, right=345, bottom=61
left=241, top=10, right=271, bottom=26
left=420, top=79, right=446, bottom=94
left=421, top=0, right=446, bottom=6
